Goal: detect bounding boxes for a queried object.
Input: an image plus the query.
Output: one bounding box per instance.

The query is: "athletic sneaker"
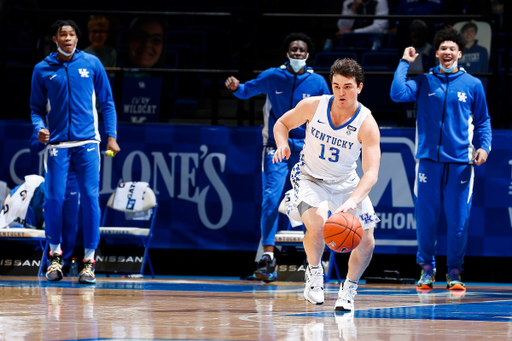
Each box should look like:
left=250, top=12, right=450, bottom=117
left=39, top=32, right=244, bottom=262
left=79, top=258, right=96, bottom=284
left=304, top=265, right=324, bottom=305
left=417, top=265, right=436, bottom=290
left=46, top=252, right=63, bottom=282
left=446, top=269, right=466, bottom=291
left=335, top=311, right=357, bottom=341
left=335, top=281, right=358, bottom=311
left=253, top=254, right=277, bottom=282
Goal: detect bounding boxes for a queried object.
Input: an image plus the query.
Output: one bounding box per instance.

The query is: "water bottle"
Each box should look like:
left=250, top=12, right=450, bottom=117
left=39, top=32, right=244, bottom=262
left=323, top=38, right=333, bottom=52
left=371, top=36, right=382, bottom=51
left=70, top=257, right=79, bottom=277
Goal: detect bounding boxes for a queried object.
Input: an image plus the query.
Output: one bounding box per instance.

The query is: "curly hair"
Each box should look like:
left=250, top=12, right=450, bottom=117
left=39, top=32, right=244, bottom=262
left=329, top=58, right=364, bottom=86
left=282, top=32, right=314, bottom=55
left=48, top=19, right=82, bottom=40
left=433, top=29, right=466, bottom=53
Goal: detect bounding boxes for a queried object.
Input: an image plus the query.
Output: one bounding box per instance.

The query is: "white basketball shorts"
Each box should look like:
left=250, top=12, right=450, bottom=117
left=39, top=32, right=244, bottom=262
left=290, top=167, right=379, bottom=230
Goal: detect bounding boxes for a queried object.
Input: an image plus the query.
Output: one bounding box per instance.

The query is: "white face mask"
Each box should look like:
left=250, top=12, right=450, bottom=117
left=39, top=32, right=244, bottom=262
left=287, top=53, right=309, bottom=72
left=439, top=59, right=458, bottom=73
left=55, top=41, right=77, bottom=57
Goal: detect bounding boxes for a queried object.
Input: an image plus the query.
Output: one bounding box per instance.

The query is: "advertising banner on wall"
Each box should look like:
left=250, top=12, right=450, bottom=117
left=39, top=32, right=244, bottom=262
left=1, top=121, right=511, bottom=256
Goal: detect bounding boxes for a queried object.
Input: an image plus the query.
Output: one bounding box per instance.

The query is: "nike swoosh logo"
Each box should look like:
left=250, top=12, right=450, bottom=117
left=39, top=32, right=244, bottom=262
left=70, top=192, right=77, bottom=195
left=428, top=93, right=436, bottom=96
left=461, top=180, right=469, bottom=184
left=87, top=147, right=95, bottom=152
left=317, top=119, right=326, bottom=124
left=50, top=74, right=57, bottom=80
left=275, top=91, right=283, bottom=94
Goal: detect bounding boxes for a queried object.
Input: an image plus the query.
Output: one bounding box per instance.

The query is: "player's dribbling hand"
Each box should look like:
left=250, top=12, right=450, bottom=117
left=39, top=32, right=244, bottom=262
left=402, top=47, right=419, bottom=63
left=38, top=128, right=50, bottom=144
left=272, top=146, right=291, bottom=164
left=225, top=76, right=240, bottom=92
left=334, top=198, right=357, bottom=214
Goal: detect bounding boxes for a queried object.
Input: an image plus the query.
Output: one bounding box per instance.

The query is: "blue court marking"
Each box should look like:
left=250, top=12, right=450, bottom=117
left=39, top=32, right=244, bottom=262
left=285, top=300, right=512, bottom=322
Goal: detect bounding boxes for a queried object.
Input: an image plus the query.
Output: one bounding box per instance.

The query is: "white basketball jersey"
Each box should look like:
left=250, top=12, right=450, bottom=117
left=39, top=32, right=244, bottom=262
left=299, top=95, right=371, bottom=181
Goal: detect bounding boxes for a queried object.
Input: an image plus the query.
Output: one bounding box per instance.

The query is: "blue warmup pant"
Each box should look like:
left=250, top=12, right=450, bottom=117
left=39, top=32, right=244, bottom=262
left=415, top=159, right=474, bottom=273
left=61, top=170, right=79, bottom=261
left=260, top=145, right=301, bottom=247
left=45, top=143, right=101, bottom=250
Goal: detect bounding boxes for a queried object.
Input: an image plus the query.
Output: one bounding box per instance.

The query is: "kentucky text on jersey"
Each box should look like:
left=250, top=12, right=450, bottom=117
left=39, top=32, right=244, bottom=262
left=310, top=126, right=354, bottom=150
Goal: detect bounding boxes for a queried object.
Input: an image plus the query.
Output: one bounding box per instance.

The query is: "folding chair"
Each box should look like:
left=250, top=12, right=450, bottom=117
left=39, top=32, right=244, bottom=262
left=99, top=183, right=158, bottom=278
left=0, top=187, right=49, bottom=277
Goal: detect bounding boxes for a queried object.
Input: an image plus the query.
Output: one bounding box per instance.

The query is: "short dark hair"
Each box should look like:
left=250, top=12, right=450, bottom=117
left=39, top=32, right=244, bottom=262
left=461, top=22, right=478, bottom=34
left=48, top=20, right=82, bottom=40
left=433, top=29, right=466, bottom=53
left=282, top=32, right=314, bottom=55
left=329, top=58, right=364, bottom=86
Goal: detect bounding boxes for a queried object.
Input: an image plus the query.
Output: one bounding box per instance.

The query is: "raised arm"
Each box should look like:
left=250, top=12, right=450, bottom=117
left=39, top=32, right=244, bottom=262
left=335, top=114, right=381, bottom=213
left=273, top=96, right=321, bottom=163
left=390, top=47, right=420, bottom=103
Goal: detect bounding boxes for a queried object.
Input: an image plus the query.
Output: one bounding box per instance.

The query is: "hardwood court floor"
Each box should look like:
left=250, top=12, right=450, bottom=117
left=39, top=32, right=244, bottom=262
left=0, top=276, right=511, bottom=340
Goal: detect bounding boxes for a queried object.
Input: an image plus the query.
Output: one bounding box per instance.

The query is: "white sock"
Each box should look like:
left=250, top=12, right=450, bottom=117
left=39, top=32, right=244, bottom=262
left=346, top=276, right=358, bottom=285
left=310, top=263, right=322, bottom=269
left=50, top=244, right=62, bottom=255
left=263, top=252, right=274, bottom=260
left=84, top=248, right=95, bottom=260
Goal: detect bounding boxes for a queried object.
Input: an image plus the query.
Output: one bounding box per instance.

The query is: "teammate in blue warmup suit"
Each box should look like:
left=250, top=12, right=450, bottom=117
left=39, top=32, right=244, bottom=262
left=29, top=130, right=79, bottom=274
left=390, top=29, right=492, bottom=291
left=30, top=20, right=120, bottom=284
left=225, top=33, right=330, bottom=282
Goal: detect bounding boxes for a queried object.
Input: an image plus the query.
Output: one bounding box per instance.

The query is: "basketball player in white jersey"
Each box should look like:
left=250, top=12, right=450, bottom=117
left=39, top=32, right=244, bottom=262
left=273, top=58, right=381, bottom=311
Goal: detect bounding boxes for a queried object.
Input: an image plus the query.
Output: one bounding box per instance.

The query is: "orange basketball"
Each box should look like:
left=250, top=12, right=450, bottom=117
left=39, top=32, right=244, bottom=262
left=323, top=212, right=363, bottom=253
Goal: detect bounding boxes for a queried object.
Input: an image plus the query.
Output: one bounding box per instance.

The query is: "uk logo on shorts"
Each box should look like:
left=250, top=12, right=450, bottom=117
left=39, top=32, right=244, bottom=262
left=359, top=213, right=374, bottom=224
left=49, top=148, right=58, bottom=157
left=79, top=68, right=90, bottom=78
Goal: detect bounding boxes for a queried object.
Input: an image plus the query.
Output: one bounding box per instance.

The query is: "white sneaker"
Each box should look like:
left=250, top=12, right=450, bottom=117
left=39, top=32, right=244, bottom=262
left=334, top=281, right=358, bottom=311
left=335, top=311, right=357, bottom=341
left=304, top=265, right=324, bottom=305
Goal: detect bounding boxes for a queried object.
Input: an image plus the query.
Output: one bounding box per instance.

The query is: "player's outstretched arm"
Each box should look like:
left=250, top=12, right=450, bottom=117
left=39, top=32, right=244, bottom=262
left=225, top=76, right=240, bottom=91
left=273, top=96, right=320, bottom=164
left=335, top=114, right=381, bottom=213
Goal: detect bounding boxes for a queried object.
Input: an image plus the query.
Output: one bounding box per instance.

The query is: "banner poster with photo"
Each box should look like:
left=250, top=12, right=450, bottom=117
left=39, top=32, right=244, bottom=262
left=120, top=77, right=162, bottom=123
left=454, top=21, right=491, bottom=73
left=1, top=121, right=511, bottom=257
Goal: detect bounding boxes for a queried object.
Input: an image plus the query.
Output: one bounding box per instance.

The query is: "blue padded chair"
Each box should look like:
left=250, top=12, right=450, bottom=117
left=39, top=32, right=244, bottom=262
left=332, top=47, right=369, bottom=63
left=361, top=52, right=399, bottom=71
left=99, top=183, right=158, bottom=278
left=314, top=51, right=358, bottom=71
left=340, top=33, right=383, bottom=50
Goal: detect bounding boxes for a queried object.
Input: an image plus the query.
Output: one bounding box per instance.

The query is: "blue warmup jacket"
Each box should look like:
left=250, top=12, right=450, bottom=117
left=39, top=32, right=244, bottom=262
left=233, top=62, right=330, bottom=148
left=390, top=60, right=492, bottom=163
left=30, top=50, right=117, bottom=144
